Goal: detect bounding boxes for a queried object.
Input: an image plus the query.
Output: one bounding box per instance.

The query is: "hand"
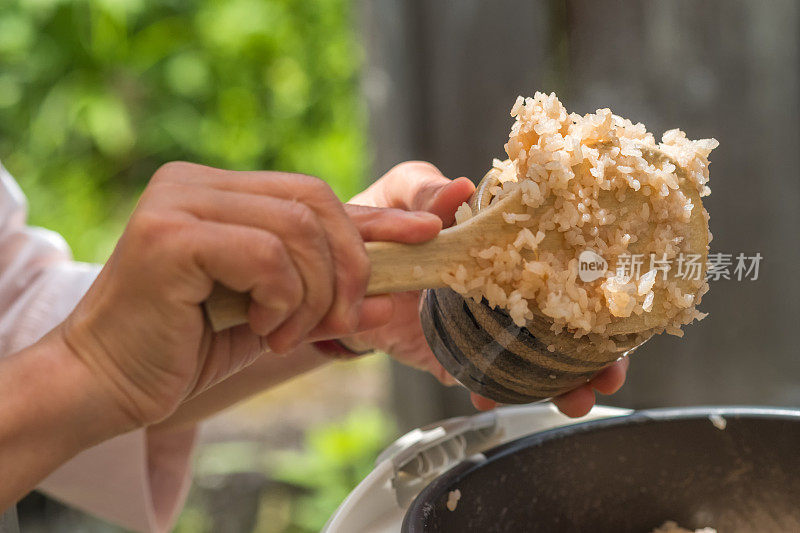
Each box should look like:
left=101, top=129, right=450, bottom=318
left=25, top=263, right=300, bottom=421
left=58, top=162, right=443, bottom=429
left=343, top=162, right=473, bottom=384
left=468, top=357, right=631, bottom=417
left=342, top=161, right=630, bottom=417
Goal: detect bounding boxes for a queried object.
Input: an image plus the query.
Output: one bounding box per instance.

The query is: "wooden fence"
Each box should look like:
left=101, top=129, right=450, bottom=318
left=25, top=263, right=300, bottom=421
left=361, top=0, right=800, bottom=431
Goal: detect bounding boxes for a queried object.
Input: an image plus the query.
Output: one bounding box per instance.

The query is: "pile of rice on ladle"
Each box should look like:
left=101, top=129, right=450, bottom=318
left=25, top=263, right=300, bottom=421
left=444, top=92, right=717, bottom=350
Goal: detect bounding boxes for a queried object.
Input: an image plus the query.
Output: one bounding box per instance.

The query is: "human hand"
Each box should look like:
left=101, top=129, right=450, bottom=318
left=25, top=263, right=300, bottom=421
left=342, top=161, right=630, bottom=417
left=58, top=162, right=443, bottom=429
left=343, top=162, right=474, bottom=383
left=468, top=357, right=631, bottom=416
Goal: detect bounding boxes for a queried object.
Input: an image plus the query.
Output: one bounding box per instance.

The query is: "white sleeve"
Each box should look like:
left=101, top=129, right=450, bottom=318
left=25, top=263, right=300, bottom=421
left=0, top=163, right=195, bottom=533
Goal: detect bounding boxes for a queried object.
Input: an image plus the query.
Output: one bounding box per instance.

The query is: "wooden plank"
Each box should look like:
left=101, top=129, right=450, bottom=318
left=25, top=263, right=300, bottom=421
left=363, top=0, right=800, bottom=427
left=566, top=0, right=800, bottom=407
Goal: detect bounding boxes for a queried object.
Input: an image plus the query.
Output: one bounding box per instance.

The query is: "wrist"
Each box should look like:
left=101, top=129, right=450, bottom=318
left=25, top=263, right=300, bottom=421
left=0, top=332, right=137, bottom=507
left=43, top=329, right=139, bottom=447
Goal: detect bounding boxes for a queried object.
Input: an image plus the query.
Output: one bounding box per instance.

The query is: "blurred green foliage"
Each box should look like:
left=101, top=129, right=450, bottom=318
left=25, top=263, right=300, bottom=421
left=0, top=0, right=367, bottom=262
left=173, top=407, right=394, bottom=533
left=271, top=407, right=394, bottom=532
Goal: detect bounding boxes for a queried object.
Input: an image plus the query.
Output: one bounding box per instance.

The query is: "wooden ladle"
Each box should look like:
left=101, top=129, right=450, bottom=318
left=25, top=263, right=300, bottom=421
left=203, top=175, right=527, bottom=331
left=418, top=145, right=708, bottom=403
left=204, top=143, right=708, bottom=404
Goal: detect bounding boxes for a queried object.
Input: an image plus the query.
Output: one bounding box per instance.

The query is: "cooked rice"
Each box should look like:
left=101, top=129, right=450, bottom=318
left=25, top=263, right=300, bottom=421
left=708, top=413, right=727, bottom=430
left=446, top=489, right=461, bottom=512
left=443, top=92, right=716, bottom=339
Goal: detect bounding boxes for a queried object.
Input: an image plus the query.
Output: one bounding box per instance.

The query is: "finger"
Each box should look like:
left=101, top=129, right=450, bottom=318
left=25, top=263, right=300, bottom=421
left=306, top=294, right=395, bottom=340
left=423, top=177, right=476, bottom=227
left=431, top=362, right=459, bottom=386
left=351, top=162, right=475, bottom=226
left=172, top=186, right=337, bottom=352
left=344, top=204, right=442, bottom=243
left=351, top=161, right=449, bottom=210
left=471, top=393, right=498, bottom=411
left=265, top=174, right=370, bottom=344
left=308, top=202, right=445, bottom=340
left=355, top=294, right=395, bottom=331
left=188, top=221, right=304, bottom=336
left=404, top=340, right=459, bottom=386
left=551, top=385, right=596, bottom=418
left=589, top=357, right=630, bottom=395
left=170, top=168, right=371, bottom=343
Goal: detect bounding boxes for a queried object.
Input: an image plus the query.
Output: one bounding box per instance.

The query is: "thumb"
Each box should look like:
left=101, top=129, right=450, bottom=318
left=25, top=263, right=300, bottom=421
left=353, top=162, right=475, bottom=227
left=420, top=177, right=475, bottom=227
left=344, top=204, right=442, bottom=243
left=385, top=162, right=475, bottom=225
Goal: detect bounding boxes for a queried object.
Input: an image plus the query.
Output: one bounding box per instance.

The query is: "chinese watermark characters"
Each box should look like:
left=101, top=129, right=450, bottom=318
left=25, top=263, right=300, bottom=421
left=610, top=252, right=762, bottom=281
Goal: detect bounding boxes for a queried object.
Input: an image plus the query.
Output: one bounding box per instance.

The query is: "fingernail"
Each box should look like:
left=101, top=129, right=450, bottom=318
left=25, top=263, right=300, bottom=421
left=264, top=299, right=289, bottom=315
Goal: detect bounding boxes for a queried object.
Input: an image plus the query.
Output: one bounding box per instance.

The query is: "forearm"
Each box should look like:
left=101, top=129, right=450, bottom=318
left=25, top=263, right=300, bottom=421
left=152, top=343, right=330, bottom=431
left=0, top=331, right=132, bottom=511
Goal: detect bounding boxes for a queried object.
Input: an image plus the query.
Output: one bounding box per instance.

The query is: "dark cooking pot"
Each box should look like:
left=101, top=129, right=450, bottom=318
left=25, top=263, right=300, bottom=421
left=402, top=407, right=800, bottom=532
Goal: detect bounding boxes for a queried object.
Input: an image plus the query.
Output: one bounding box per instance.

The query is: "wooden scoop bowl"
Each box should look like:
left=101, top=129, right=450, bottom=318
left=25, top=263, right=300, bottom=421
left=420, top=143, right=709, bottom=403
left=205, top=143, right=708, bottom=404
left=418, top=175, right=641, bottom=405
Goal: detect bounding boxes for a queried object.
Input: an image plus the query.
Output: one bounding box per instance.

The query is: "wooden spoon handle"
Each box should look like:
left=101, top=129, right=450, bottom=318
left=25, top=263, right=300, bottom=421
left=203, top=186, right=523, bottom=331
left=204, top=238, right=455, bottom=332
left=365, top=239, right=452, bottom=293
